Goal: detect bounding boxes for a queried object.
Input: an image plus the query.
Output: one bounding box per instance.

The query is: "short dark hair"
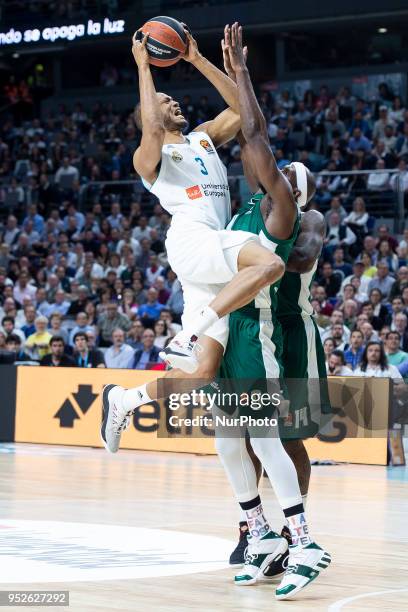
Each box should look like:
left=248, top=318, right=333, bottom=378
left=73, top=332, right=88, bottom=343
left=331, top=349, right=345, bottom=364
left=49, top=335, right=65, bottom=346
left=351, top=329, right=363, bottom=337
left=386, top=331, right=401, bottom=341
left=6, top=333, right=21, bottom=345
left=2, top=316, right=14, bottom=326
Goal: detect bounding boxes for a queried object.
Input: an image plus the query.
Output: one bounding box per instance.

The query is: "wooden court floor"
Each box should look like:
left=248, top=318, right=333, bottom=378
left=0, top=443, right=407, bottom=612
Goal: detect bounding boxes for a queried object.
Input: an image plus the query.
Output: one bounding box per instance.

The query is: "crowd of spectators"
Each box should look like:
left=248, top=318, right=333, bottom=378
left=315, top=234, right=408, bottom=380
left=0, top=81, right=407, bottom=375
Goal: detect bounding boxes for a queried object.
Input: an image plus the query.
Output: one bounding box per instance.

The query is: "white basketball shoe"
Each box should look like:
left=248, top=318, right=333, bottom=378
left=101, top=385, right=132, bottom=453
left=159, top=332, right=200, bottom=374
left=275, top=542, right=331, bottom=600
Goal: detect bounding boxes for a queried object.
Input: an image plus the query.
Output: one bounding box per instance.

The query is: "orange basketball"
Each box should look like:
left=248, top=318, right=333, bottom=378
left=138, top=16, right=188, bottom=67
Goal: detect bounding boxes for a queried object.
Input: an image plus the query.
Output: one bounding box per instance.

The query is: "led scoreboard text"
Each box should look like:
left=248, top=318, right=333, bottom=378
left=0, top=18, right=125, bottom=46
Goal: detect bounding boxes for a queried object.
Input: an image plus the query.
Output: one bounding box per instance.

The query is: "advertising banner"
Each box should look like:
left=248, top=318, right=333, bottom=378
left=15, top=368, right=390, bottom=464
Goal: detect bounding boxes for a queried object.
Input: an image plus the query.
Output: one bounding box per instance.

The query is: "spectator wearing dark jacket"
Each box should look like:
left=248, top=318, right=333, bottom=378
left=317, top=262, right=342, bottom=298
left=40, top=336, right=76, bottom=367
left=5, top=333, right=31, bottom=362
left=130, top=328, right=163, bottom=370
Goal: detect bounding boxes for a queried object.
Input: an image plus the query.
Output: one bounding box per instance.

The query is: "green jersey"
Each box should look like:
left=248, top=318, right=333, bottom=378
left=228, top=193, right=300, bottom=317
left=220, top=193, right=300, bottom=382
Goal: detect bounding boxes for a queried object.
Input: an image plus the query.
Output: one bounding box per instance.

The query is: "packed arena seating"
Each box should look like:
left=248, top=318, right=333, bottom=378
left=0, top=82, right=407, bottom=372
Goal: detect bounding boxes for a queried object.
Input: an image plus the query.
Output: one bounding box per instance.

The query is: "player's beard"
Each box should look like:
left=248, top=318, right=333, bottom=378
left=164, top=114, right=188, bottom=132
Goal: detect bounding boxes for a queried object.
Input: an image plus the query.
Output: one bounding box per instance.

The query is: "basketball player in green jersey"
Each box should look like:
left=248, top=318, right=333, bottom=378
left=213, top=24, right=331, bottom=599
left=221, top=31, right=330, bottom=581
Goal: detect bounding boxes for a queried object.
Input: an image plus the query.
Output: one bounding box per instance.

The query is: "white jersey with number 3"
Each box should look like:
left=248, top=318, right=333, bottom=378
left=145, top=131, right=231, bottom=230
left=142, top=129, right=259, bottom=351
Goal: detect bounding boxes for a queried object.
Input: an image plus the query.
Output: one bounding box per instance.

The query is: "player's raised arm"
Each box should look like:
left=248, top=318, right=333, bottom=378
left=182, top=28, right=240, bottom=146
left=183, top=28, right=238, bottom=113
left=132, top=32, right=165, bottom=185
left=221, top=37, right=260, bottom=193
left=286, top=210, right=326, bottom=274
left=225, top=24, right=292, bottom=201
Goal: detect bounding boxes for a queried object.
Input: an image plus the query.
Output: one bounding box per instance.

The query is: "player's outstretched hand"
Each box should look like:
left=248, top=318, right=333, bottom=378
left=222, top=24, right=247, bottom=82
left=225, top=22, right=247, bottom=73
left=132, top=31, right=150, bottom=68
left=182, top=27, right=201, bottom=64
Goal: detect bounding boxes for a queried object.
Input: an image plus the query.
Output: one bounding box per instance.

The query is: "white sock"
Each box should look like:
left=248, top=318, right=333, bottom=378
left=185, top=305, right=219, bottom=339
left=240, top=495, right=270, bottom=540
left=122, top=383, right=153, bottom=412
left=285, top=507, right=312, bottom=548
left=239, top=508, right=248, bottom=524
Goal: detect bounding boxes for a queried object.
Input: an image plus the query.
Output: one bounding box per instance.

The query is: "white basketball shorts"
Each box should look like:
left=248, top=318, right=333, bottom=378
left=165, top=217, right=259, bottom=350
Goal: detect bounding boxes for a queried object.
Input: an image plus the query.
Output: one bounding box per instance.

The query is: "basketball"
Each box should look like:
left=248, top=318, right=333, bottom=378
left=138, top=16, right=188, bottom=67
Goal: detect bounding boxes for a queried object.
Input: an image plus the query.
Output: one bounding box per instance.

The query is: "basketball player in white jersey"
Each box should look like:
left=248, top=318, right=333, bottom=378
left=101, top=30, right=287, bottom=449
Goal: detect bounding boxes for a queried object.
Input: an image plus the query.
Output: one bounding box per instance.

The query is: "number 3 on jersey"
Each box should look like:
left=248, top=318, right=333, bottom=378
left=194, top=156, right=208, bottom=176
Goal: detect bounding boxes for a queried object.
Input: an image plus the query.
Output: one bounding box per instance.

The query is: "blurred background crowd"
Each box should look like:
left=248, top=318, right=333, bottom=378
left=0, top=69, right=408, bottom=375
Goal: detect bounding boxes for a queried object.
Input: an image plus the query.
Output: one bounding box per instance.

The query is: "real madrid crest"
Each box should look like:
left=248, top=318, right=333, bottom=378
left=171, top=150, right=183, bottom=163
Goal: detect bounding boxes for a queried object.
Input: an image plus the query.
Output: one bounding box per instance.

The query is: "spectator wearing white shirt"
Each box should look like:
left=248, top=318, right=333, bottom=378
left=367, top=159, right=390, bottom=191
left=325, top=212, right=356, bottom=252
left=145, top=254, right=165, bottom=286
left=326, top=323, right=347, bottom=351
left=3, top=215, right=20, bottom=246
left=341, top=262, right=370, bottom=299
left=326, top=350, right=354, bottom=376
left=13, top=271, right=37, bottom=304
left=54, top=157, right=79, bottom=185
left=390, top=158, right=408, bottom=193
left=389, top=96, right=406, bottom=124
left=104, top=328, right=134, bottom=369
left=345, top=197, right=369, bottom=227
left=75, top=251, right=104, bottom=280
left=116, top=229, right=141, bottom=258
left=132, top=216, right=151, bottom=242
left=107, top=202, right=124, bottom=230
left=354, top=341, right=403, bottom=381
left=321, top=311, right=351, bottom=344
